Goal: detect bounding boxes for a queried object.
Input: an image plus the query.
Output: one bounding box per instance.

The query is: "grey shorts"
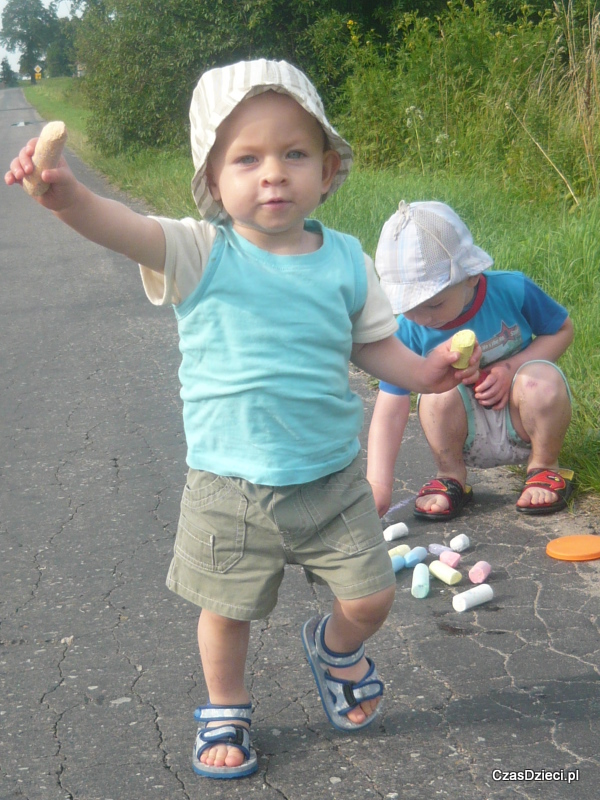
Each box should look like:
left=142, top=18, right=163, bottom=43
left=166, top=456, right=395, bottom=621
left=457, top=360, right=572, bottom=469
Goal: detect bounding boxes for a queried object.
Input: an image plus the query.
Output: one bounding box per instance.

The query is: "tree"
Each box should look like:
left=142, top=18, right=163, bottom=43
left=0, top=0, right=59, bottom=81
left=1, top=56, right=18, bottom=86
left=46, top=16, right=78, bottom=76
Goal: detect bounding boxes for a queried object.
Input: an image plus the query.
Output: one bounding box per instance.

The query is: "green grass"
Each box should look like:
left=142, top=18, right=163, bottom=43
left=23, top=79, right=600, bottom=500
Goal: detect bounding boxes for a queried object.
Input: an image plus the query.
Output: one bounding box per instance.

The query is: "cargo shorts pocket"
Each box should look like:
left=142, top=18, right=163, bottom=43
left=174, top=471, right=247, bottom=574
left=306, top=459, right=382, bottom=555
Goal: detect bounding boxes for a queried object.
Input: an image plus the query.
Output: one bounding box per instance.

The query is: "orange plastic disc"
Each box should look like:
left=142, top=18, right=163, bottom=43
left=546, top=534, right=600, bottom=562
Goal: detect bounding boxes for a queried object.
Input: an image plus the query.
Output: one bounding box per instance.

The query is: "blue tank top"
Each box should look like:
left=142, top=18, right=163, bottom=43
left=174, top=220, right=367, bottom=485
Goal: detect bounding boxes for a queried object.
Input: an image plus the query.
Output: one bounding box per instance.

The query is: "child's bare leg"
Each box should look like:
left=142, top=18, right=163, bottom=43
left=416, top=388, right=468, bottom=513
left=510, top=363, right=572, bottom=508
left=197, top=610, right=251, bottom=769
left=324, top=586, right=395, bottom=725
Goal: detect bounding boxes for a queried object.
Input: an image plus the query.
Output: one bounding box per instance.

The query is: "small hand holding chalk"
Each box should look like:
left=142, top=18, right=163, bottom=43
left=23, top=121, right=68, bottom=197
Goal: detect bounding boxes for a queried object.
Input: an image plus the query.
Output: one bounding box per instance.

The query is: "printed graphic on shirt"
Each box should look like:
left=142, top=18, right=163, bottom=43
left=481, top=321, right=522, bottom=364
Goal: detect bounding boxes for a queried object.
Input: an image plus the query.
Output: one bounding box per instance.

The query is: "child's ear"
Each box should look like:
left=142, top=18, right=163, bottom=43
left=321, top=150, right=341, bottom=194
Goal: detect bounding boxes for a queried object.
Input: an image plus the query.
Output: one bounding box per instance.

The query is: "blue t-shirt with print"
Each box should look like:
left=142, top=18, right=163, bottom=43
left=380, top=270, right=568, bottom=396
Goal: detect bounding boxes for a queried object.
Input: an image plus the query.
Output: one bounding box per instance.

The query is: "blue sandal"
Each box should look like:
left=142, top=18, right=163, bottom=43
left=301, top=614, right=383, bottom=732
left=192, top=703, right=258, bottom=779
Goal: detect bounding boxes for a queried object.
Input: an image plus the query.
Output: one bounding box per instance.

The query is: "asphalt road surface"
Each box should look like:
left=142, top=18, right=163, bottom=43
left=1, top=87, right=599, bottom=800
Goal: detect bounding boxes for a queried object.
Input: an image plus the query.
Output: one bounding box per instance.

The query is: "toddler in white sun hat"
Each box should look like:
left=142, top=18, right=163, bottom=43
left=6, top=62, right=480, bottom=779
left=367, top=200, right=574, bottom=523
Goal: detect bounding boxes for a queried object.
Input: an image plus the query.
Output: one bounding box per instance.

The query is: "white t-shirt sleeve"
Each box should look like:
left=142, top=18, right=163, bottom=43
left=351, top=254, right=399, bottom=343
left=139, top=216, right=217, bottom=306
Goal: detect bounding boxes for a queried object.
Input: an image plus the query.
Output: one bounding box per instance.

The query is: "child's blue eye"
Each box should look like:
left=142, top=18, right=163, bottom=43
left=238, top=155, right=257, bottom=165
left=287, top=151, right=306, bottom=160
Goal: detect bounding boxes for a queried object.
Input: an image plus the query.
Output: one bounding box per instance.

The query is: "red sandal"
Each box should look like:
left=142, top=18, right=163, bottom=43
left=516, top=468, right=574, bottom=515
left=414, top=478, right=473, bottom=521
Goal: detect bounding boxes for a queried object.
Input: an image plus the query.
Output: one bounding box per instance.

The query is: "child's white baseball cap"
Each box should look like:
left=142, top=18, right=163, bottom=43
left=189, top=59, right=353, bottom=222
left=375, top=201, right=493, bottom=314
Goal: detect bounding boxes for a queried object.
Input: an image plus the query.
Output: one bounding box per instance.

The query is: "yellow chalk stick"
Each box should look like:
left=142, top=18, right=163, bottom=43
left=450, top=329, right=476, bottom=369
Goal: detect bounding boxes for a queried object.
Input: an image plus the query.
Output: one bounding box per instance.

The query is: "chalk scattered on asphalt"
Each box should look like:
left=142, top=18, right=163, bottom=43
left=452, top=584, right=494, bottom=612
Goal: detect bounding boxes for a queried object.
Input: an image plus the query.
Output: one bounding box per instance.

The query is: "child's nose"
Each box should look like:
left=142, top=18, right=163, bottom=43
left=260, top=157, right=286, bottom=184
left=406, top=310, right=430, bottom=327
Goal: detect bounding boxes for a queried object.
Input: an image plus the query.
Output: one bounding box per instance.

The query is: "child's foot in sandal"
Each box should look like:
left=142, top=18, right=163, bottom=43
left=414, top=477, right=473, bottom=521
left=301, top=614, right=384, bottom=731
left=516, top=468, right=574, bottom=515
left=192, top=703, right=258, bottom=779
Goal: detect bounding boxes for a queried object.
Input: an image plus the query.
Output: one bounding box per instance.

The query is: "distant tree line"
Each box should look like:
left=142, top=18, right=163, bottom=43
left=0, top=0, right=78, bottom=81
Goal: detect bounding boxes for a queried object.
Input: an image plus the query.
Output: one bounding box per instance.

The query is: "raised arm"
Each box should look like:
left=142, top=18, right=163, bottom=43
left=6, top=137, right=166, bottom=274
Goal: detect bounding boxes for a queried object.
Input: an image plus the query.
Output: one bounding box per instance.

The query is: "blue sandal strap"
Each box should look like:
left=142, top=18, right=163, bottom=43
left=194, top=702, right=253, bottom=725
left=323, top=658, right=384, bottom=716
left=196, top=724, right=252, bottom=761
left=314, top=614, right=365, bottom=668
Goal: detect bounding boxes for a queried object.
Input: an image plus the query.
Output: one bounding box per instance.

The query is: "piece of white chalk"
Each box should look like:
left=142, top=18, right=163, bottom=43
left=429, top=560, right=462, bottom=585
left=391, top=554, right=406, bottom=573
left=383, top=522, right=409, bottom=542
left=469, top=561, right=491, bottom=584
left=411, top=563, right=430, bottom=598
left=388, top=543, right=411, bottom=559
left=404, top=546, right=428, bottom=568
left=440, top=549, right=462, bottom=569
left=452, top=584, right=494, bottom=612
left=450, top=533, right=470, bottom=552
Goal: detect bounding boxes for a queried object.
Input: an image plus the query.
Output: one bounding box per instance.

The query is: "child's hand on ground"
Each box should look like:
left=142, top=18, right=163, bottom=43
left=5, top=138, right=79, bottom=212
left=473, top=362, right=512, bottom=410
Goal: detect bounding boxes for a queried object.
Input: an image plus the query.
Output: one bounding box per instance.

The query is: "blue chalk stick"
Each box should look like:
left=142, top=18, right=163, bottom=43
left=411, top=562, right=430, bottom=598
left=404, top=546, right=428, bottom=568
left=391, top=554, right=406, bottom=573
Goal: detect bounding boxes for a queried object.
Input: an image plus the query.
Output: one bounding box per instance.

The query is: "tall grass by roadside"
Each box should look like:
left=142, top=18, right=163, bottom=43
left=336, top=1, right=600, bottom=205
left=21, top=77, right=600, bottom=499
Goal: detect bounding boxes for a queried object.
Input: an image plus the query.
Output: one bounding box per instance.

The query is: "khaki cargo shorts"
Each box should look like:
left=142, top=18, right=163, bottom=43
left=166, top=456, right=395, bottom=621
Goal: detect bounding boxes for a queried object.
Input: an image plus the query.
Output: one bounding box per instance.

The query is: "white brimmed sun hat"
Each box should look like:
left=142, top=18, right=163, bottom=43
left=189, top=59, right=353, bottom=222
left=375, top=201, right=493, bottom=315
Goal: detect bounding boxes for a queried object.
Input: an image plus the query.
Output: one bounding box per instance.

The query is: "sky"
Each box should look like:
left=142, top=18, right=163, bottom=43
left=1, top=0, right=73, bottom=73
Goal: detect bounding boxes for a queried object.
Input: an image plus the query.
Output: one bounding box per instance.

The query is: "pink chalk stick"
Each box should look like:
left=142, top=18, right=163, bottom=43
left=469, top=560, right=491, bottom=584
left=440, top=550, right=462, bottom=569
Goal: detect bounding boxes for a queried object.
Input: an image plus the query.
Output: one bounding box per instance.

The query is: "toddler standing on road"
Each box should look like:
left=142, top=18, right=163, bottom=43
left=6, top=61, right=479, bottom=780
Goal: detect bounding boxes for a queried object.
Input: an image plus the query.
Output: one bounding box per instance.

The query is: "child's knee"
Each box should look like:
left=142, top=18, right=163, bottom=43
left=513, top=362, right=570, bottom=411
left=419, top=387, right=464, bottom=418
left=339, top=586, right=395, bottom=625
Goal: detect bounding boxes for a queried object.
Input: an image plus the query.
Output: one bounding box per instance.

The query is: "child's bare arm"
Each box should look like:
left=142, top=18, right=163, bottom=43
left=367, top=392, right=411, bottom=517
left=57, top=184, right=166, bottom=273
left=6, top=138, right=166, bottom=274
left=351, top=334, right=480, bottom=395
